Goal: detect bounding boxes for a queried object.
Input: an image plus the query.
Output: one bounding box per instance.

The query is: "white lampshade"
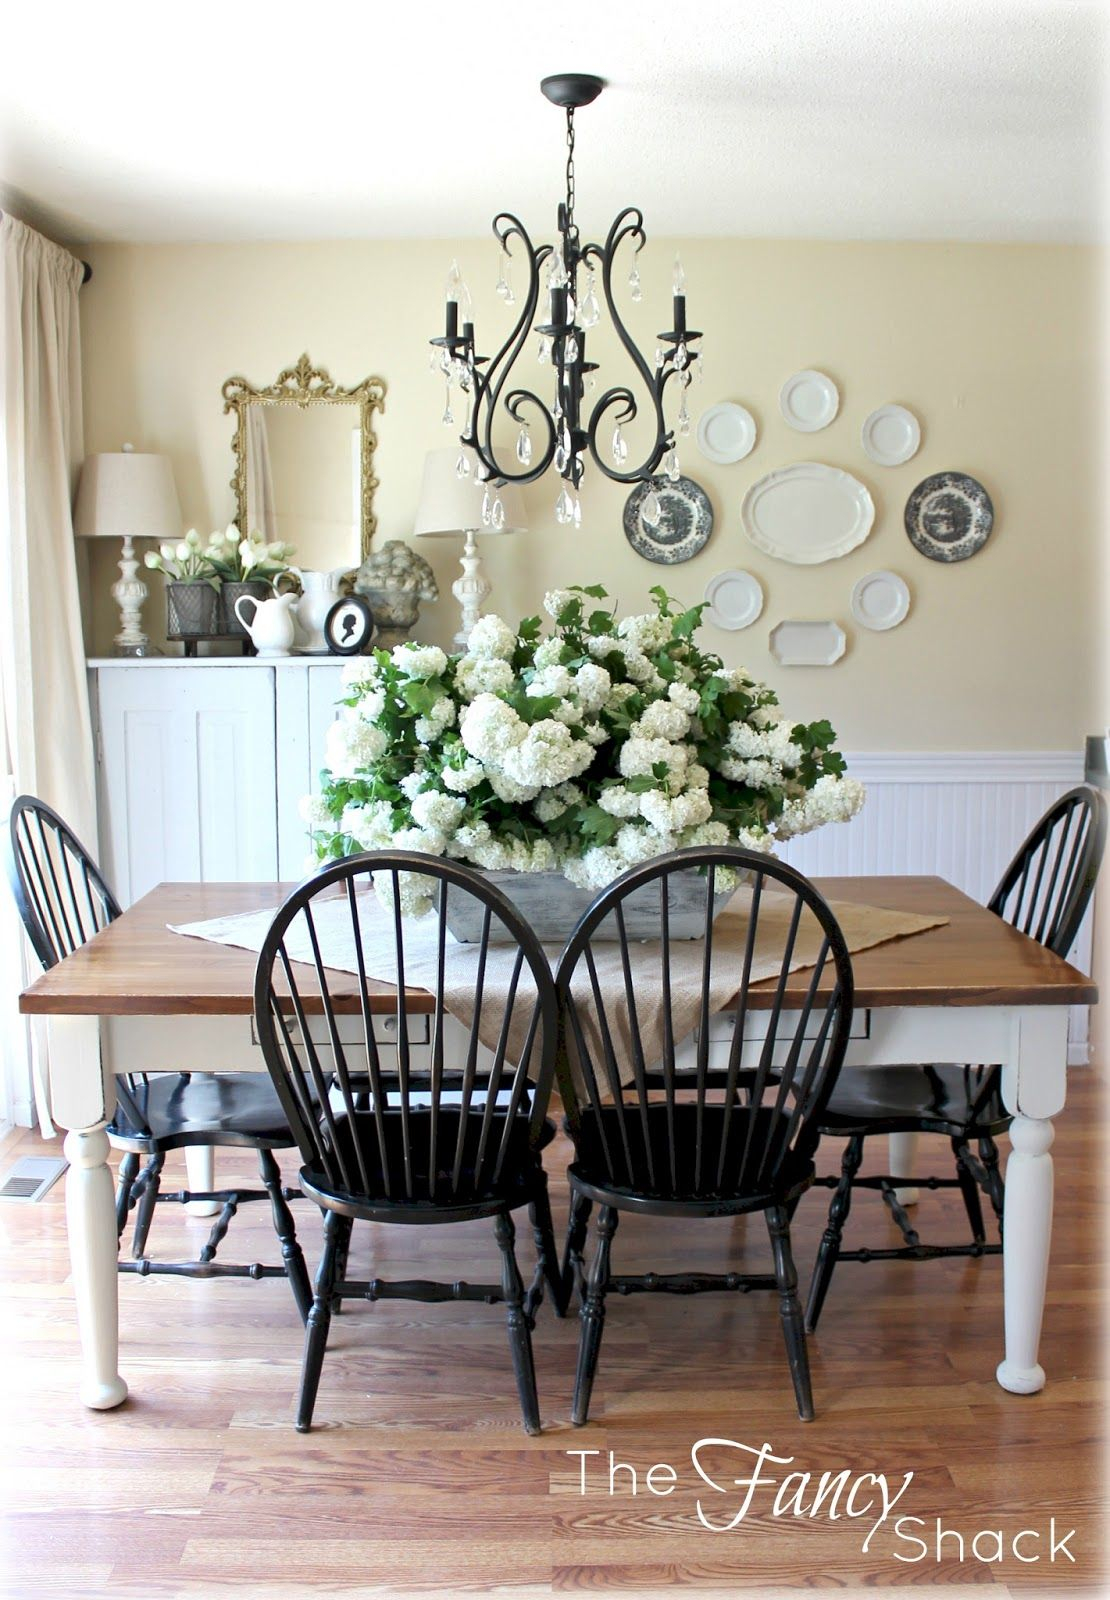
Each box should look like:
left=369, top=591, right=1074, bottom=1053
left=73, top=446, right=182, bottom=542
left=413, top=447, right=526, bottom=538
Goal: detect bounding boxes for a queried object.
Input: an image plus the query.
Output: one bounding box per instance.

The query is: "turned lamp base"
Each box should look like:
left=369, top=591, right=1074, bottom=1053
left=452, top=528, right=492, bottom=649
left=111, top=533, right=152, bottom=656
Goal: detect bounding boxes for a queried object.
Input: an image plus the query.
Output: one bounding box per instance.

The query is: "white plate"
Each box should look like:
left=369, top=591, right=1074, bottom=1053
left=779, top=370, right=839, bottom=432
left=769, top=620, right=847, bottom=667
left=696, top=402, right=757, bottom=464
left=850, top=570, right=911, bottom=632
left=861, top=404, right=921, bottom=467
left=703, top=569, right=764, bottom=630
left=741, top=462, right=874, bottom=565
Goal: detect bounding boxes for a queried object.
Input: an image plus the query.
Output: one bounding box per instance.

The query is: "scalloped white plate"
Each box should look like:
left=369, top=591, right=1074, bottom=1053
left=741, top=462, right=874, bottom=564
left=696, top=402, right=757, bottom=464
left=769, top=620, right=847, bottom=667
left=779, top=370, right=839, bottom=432
left=704, top=569, right=764, bottom=630
left=850, top=570, right=911, bottom=632
left=861, top=404, right=921, bottom=467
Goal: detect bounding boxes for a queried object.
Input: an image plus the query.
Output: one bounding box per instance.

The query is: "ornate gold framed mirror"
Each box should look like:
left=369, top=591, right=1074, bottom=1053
left=222, top=354, right=386, bottom=567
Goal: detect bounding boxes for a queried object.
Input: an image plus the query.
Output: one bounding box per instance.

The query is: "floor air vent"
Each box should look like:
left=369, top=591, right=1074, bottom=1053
left=0, top=1156, right=67, bottom=1202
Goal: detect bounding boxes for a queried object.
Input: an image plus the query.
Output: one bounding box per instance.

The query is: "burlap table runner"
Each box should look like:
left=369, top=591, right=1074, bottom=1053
left=170, top=888, right=947, bottom=1083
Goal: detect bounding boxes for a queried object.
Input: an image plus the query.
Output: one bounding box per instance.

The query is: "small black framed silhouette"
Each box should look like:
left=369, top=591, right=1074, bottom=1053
left=324, top=595, right=375, bottom=656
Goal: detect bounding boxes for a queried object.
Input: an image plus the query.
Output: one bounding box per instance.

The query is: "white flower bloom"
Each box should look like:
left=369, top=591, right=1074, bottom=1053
left=527, top=664, right=574, bottom=700
left=533, top=637, right=566, bottom=669
left=617, top=612, right=671, bottom=653
left=340, top=656, right=382, bottom=691
left=633, top=699, right=689, bottom=742
left=604, top=681, right=637, bottom=714
left=454, top=655, right=515, bottom=700
left=573, top=663, right=611, bottom=713
left=775, top=774, right=866, bottom=838
left=639, top=788, right=712, bottom=833
left=543, top=588, right=576, bottom=619
left=598, top=785, right=642, bottom=819
left=717, top=755, right=780, bottom=790
left=680, top=820, right=731, bottom=848
left=324, top=714, right=388, bottom=780
left=340, top=801, right=395, bottom=851
left=353, top=686, right=387, bottom=722
left=441, top=757, right=486, bottom=793
left=399, top=771, right=426, bottom=800
left=299, top=794, right=333, bottom=830
left=459, top=694, right=526, bottom=763
left=686, top=763, right=710, bottom=789
left=410, top=789, right=465, bottom=834
left=390, top=642, right=448, bottom=680
left=489, top=771, right=540, bottom=803
left=465, top=614, right=517, bottom=661
left=619, top=736, right=688, bottom=781
left=414, top=695, right=456, bottom=743
left=501, top=719, right=595, bottom=789
left=373, top=868, right=437, bottom=919
left=667, top=681, right=700, bottom=713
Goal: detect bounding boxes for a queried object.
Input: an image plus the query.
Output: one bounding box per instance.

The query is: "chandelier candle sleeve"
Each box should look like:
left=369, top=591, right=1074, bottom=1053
left=430, top=74, right=703, bottom=526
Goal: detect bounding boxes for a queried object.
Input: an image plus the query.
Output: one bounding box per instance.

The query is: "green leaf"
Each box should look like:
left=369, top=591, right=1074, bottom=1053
left=573, top=583, right=609, bottom=600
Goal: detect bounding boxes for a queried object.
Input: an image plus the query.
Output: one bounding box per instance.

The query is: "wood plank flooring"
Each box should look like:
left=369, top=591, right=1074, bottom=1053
left=0, top=1076, right=1104, bottom=1599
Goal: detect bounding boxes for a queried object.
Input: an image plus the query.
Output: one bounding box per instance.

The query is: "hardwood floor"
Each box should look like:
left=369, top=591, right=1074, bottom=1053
left=0, top=1076, right=1103, bottom=1599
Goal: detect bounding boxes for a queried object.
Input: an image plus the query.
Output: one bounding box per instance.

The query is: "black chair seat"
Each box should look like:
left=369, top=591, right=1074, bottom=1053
left=108, top=1072, right=298, bottom=1153
left=819, top=1064, right=1008, bottom=1138
left=568, top=1103, right=816, bottom=1216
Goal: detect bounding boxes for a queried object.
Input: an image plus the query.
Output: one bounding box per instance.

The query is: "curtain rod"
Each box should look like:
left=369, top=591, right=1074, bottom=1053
left=81, top=260, right=92, bottom=285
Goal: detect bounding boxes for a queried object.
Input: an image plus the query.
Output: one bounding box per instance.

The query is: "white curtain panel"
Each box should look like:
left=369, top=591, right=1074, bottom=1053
left=245, top=404, right=277, bottom=542
left=1, top=214, right=98, bottom=1131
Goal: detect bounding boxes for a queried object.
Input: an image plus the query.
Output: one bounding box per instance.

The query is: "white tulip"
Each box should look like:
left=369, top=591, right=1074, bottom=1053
left=175, top=542, right=191, bottom=562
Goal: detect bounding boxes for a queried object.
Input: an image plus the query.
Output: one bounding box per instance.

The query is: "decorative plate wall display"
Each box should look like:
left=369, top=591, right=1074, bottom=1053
left=769, top=620, right=847, bottom=667
left=623, top=475, right=713, bottom=564
left=779, top=370, right=839, bottom=432
left=741, top=462, right=875, bottom=564
left=850, top=570, right=911, bottom=632
left=861, top=404, right=921, bottom=467
left=703, top=569, right=764, bottom=630
left=696, top=402, right=757, bottom=464
left=904, top=471, right=994, bottom=563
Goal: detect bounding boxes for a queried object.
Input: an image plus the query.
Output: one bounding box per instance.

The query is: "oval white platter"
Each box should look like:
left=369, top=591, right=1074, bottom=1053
left=741, top=462, right=874, bottom=564
left=696, top=402, right=757, bottom=464
left=703, top=569, right=764, bottom=630
left=861, top=404, right=921, bottom=467
left=850, top=570, right=911, bottom=632
left=769, top=620, right=847, bottom=667
left=779, top=370, right=839, bottom=432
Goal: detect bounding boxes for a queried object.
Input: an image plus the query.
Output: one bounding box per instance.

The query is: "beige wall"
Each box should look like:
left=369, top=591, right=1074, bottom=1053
left=80, top=238, right=1100, bottom=750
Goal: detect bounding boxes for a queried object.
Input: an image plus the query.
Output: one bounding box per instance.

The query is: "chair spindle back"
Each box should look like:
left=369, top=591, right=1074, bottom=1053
left=989, top=785, right=1106, bottom=957
left=6, top=794, right=120, bottom=971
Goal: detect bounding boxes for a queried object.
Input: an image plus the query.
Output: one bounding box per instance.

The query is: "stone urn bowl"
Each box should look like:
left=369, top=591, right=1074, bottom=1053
left=354, top=539, right=438, bottom=649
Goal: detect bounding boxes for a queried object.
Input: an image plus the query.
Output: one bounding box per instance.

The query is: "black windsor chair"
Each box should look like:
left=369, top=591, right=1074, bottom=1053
left=805, top=785, right=1106, bottom=1332
left=251, top=852, right=564, bottom=1436
left=6, top=794, right=311, bottom=1318
left=553, top=846, right=855, bottom=1425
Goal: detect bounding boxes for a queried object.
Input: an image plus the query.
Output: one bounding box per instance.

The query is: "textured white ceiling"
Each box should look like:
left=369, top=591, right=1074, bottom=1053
left=0, top=0, right=1104, bottom=245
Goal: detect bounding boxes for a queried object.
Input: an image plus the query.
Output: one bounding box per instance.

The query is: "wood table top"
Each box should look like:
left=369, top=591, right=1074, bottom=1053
left=18, top=876, right=1097, bottom=1018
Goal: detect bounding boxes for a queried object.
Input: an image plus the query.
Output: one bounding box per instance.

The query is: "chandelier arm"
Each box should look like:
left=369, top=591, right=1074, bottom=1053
left=585, top=387, right=668, bottom=485
left=464, top=213, right=555, bottom=483
left=582, top=208, right=671, bottom=485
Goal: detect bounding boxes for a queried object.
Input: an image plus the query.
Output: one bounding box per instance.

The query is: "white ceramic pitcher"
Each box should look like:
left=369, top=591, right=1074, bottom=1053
left=290, top=567, right=348, bottom=653
left=233, top=590, right=297, bottom=656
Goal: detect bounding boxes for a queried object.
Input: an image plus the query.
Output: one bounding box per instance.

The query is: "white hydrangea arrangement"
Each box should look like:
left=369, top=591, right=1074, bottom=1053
left=303, top=585, right=864, bottom=914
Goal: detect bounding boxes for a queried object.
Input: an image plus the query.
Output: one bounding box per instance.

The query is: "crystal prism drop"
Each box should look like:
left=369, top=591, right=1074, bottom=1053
left=612, top=424, right=628, bottom=466
left=642, top=488, right=662, bottom=526
left=565, top=335, right=579, bottom=366
left=678, top=399, right=691, bottom=437
left=491, top=495, right=506, bottom=531
left=440, top=351, right=452, bottom=375
left=442, top=384, right=453, bottom=427
left=455, top=451, right=470, bottom=480
left=628, top=265, right=642, bottom=303
left=554, top=439, right=568, bottom=474
left=480, top=487, right=493, bottom=527
left=555, top=487, right=574, bottom=525
left=675, top=341, right=688, bottom=371
left=537, top=335, right=549, bottom=364
left=655, top=346, right=665, bottom=368
left=580, top=280, right=600, bottom=327
left=516, top=426, right=532, bottom=467
left=665, top=449, right=681, bottom=483
left=572, top=495, right=582, bottom=529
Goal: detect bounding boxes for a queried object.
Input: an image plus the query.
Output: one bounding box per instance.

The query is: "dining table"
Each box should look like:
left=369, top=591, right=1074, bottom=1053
left=19, top=873, right=1096, bottom=1413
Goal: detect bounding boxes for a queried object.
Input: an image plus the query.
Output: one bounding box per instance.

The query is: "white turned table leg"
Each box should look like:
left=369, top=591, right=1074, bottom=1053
left=63, top=1122, right=128, bottom=1409
left=888, top=1131, right=919, bottom=1207
left=996, top=1113, right=1054, bottom=1394
left=185, top=1145, right=221, bottom=1217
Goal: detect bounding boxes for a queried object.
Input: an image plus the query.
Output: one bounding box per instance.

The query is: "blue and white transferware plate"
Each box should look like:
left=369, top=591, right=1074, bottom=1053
left=622, top=475, right=713, bottom=565
left=904, top=471, right=993, bottom=563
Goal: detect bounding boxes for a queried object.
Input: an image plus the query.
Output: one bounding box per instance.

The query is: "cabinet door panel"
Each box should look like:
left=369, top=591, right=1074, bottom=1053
left=95, top=667, right=278, bottom=905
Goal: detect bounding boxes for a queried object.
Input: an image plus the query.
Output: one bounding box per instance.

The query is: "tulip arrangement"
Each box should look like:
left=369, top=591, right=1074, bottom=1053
left=144, top=530, right=216, bottom=582
left=204, top=526, right=296, bottom=584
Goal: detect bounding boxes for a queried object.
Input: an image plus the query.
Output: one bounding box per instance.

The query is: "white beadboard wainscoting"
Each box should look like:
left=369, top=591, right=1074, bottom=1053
left=778, top=752, right=1092, bottom=1062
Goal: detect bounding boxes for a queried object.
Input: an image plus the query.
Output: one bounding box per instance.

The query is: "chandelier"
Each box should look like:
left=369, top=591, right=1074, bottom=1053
left=430, top=73, right=702, bottom=532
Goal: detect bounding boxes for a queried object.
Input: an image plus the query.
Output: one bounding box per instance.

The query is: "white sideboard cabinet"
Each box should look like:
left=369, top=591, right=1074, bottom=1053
left=89, top=658, right=346, bottom=905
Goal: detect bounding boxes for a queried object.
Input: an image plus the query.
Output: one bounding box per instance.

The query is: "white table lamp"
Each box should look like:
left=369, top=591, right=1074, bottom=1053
left=414, top=448, right=526, bottom=647
left=73, top=444, right=182, bottom=656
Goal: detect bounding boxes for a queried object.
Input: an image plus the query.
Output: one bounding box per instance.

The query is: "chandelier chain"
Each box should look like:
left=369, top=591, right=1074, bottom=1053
left=564, top=109, right=576, bottom=241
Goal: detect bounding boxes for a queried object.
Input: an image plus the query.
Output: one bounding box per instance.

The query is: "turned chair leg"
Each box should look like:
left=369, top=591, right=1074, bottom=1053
left=258, top=1148, right=312, bottom=1323
left=561, top=1188, right=593, bottom=1309
left=494, top=1211, right=541, bottom=1435
left=114, top=1151, right=140, bottom=1240
left=130, top=1152, right=164, bottom=1259
left=979, top=1134, right=1006, bottom=1237
left=952, top=1137, right=986, bottom=1245
left=296, top=1208, right=341, bottom=1433
left=329, top=1216, right=353, bottom=1315
left=527, top=1167, right=566, bottom=1318
left=805, top=1133, right=864, bottom=1332
left=767, top=1204, right=814, bottom=1422
left=572, top=1204, right=618, bottom=1428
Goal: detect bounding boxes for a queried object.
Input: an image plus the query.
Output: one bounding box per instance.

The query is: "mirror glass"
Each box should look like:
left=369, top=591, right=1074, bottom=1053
left=244, top=404, right=361, bottom=571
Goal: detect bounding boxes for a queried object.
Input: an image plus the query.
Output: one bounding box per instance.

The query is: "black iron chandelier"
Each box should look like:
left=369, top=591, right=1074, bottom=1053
left=430, top=72, right=702, bottom=531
